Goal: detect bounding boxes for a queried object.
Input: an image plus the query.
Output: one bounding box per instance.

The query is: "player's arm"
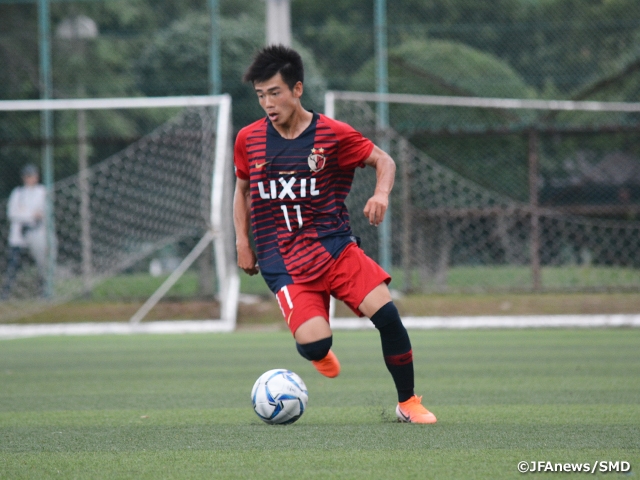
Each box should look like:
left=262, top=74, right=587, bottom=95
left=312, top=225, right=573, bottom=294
left=362, top=145, right=396, bottom=227
left=233, top=178, right=259, bottom=275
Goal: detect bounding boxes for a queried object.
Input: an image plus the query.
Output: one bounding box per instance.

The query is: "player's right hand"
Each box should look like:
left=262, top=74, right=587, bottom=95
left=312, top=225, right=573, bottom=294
left=237, top=245, right=259, bottom=275
left=363, top=192, right=389, bottom=227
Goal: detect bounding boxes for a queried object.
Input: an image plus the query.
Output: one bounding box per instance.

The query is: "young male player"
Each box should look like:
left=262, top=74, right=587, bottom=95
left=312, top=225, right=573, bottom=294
left=233, top=45, right=436, bottom=424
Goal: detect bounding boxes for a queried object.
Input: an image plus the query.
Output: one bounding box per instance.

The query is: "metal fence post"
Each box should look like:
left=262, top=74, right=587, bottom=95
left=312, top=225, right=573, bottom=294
left=375, top=0, right=391, bottom=273
left=529, top=129, right=541, bottom=291
left=399, top=137, right=413, bottom=292
left=38, top=0, right=55, bottom=298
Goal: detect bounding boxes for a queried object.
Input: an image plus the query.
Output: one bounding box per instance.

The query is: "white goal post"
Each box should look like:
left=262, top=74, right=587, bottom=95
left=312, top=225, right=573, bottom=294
left=324, top=91, right=640, bottom=117
left=0, top=95, right=239, bottom=329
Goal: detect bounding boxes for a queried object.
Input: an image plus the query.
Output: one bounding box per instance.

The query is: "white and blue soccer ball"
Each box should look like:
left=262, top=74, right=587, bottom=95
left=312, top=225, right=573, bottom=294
left=251, top=369, right=308, bottom=425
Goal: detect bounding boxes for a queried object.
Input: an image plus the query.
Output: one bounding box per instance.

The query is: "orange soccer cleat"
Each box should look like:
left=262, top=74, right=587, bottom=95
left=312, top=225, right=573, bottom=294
left=396, top=395, right=437, bottom=424
left=311, top=350, right=341, bottom=378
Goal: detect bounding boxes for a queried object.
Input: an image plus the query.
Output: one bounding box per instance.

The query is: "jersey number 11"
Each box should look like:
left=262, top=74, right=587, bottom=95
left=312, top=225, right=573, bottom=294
left=281, top=205, right=303, bottom=231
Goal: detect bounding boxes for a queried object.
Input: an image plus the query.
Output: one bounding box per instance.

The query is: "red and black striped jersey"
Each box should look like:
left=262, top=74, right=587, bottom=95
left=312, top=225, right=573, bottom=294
left=234, top=112, right=374, bottom=293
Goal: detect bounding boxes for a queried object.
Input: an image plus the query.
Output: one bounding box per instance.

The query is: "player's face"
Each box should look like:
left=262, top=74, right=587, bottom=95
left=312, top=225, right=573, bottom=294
left=253, top=73, right=303, bottom=127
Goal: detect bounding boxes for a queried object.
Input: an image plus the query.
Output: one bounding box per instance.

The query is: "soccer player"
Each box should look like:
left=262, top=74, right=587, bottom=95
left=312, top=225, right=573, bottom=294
left=233, top=45, right=436, bottom=424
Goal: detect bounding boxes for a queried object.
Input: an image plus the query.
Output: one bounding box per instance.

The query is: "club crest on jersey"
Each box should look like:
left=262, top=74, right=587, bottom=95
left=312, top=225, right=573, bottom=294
left=308, top=148, right=326, bottom=173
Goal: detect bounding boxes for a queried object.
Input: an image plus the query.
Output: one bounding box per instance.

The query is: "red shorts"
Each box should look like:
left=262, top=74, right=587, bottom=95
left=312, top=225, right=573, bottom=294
left=275, top=243, right=391, bottom=335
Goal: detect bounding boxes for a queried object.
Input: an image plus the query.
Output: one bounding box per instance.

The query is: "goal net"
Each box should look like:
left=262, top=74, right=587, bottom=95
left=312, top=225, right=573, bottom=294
left=0, top=96, right=238, bottom=327
left=326, top=91, right=640, bottom=294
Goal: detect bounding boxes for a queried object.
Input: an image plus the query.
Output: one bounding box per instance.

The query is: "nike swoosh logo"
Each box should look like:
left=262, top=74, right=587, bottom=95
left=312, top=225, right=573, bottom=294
left=398, top=408, right=411, bottom=422
left=254, top=162, right=269, bottom=169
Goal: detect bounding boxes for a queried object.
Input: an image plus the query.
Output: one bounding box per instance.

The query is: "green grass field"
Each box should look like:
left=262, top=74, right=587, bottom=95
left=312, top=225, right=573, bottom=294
left=1, top=329, right=639, bottom=479
left=84, top=265, right=640, bottom=300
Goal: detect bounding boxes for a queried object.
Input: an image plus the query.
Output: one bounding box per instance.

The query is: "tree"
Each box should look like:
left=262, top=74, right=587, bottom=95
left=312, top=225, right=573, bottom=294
left=136, top=12, right=326, bottom=130
left=350, top=38, right=536, bottom=131
left=348, top=38, right=537, bottom=202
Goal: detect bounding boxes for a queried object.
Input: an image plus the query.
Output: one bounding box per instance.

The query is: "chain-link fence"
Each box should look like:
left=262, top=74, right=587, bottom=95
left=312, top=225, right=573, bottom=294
left=335, top=96, right=640, bottom=293
left=2, top=0, right=640, bottom=299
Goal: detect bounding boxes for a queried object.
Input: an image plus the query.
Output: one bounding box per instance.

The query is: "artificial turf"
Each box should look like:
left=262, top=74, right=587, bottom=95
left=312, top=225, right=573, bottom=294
left=1, top=329, right=639, bottom=479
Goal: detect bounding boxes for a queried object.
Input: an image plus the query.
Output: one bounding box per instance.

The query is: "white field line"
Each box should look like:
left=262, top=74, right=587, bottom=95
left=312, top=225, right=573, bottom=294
left=0, top=320, right=234, bottom=340
left=1, top=314, right=638, bottom=340
left=331, top=314, right=640, bottom=330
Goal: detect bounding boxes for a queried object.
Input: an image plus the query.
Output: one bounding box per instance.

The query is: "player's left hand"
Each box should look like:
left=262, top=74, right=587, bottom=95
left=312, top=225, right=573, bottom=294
left=363, top=193, right=388, bottom=227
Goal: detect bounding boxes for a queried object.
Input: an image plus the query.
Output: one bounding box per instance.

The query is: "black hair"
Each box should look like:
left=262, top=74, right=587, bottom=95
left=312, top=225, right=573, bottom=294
left=243, top=45, right=304, bottom=91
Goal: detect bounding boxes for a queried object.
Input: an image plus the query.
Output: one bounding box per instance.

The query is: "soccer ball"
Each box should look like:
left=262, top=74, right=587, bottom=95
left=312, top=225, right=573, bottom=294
left=251, top=369, right=308, bottom=425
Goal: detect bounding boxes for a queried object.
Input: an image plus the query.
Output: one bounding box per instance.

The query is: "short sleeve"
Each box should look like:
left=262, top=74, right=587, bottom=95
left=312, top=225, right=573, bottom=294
left=331, top=118, right=375, bottom=170
left=234, top=128, right=250, bottom=180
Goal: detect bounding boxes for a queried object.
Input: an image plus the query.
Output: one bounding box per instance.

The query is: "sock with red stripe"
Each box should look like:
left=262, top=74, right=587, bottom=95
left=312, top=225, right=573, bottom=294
left=370, top=301, right=415, bottom=402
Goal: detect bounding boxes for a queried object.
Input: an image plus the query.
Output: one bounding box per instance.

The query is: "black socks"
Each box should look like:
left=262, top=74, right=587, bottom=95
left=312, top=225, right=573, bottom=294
left=370, top=302, right=415, bottom=402
left=294, top=302, right=415, bottom=403
left=296, top=336, right=332, bottom=361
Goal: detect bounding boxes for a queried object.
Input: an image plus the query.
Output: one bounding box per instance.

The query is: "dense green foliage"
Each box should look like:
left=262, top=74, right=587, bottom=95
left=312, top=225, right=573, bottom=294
left=1, top=0, right=639, bottom=204
left=293, top=0, right=640, bottom=97
left=1, top=329, right=639, bottom=478
left=2, top=0, right=639, bottom=111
